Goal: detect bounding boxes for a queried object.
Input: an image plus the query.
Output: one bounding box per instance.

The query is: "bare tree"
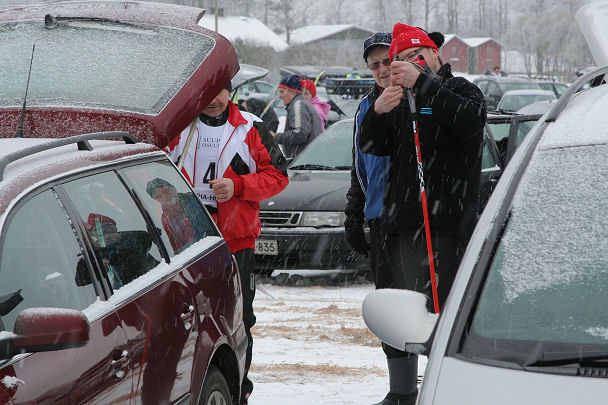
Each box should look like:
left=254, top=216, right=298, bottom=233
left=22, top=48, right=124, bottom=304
left=446, top=0, right=458, bottom=32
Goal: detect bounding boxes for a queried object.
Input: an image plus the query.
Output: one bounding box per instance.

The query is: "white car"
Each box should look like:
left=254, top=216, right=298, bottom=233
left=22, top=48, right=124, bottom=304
left=496, top=89, right=556, bottom=113
left=363, top=2, right=608, bottom=404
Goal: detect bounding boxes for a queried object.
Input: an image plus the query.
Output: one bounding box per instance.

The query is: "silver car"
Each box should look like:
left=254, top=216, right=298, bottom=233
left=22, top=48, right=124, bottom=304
left=363, top=2, right=608, bottom=403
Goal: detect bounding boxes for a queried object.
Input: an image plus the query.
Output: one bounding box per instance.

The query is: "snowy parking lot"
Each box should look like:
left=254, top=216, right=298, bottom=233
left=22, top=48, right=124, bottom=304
left=247, top=271, right=427, bottom=405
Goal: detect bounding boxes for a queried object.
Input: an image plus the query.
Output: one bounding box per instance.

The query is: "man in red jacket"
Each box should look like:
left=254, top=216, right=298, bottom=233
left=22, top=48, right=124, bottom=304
left=166, top=82, right=288, bottom=405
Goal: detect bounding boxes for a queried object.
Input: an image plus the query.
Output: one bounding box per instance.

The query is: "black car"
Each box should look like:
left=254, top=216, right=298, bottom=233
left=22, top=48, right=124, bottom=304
left=254, top=118, right=503, bottom=274
left=473, top=76, right=546, bottom=111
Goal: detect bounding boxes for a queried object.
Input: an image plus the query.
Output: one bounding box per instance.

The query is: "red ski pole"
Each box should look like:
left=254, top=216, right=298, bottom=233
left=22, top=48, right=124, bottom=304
left=405, top=88, right=440, bottom=314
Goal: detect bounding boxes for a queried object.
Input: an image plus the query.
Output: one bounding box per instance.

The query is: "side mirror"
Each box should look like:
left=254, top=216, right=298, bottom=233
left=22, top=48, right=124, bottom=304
left=362, top=289, right=438, bottom=352
left=1, top=308, right=89, bottom=359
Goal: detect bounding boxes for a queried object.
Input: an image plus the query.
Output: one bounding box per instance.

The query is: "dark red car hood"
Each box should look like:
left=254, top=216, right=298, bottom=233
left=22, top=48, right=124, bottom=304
left=0, top=1, right=239, bottom=149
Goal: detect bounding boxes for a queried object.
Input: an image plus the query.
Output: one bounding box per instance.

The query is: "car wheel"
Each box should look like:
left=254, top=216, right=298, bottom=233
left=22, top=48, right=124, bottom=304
left=199, top=364, right=231, bottom=405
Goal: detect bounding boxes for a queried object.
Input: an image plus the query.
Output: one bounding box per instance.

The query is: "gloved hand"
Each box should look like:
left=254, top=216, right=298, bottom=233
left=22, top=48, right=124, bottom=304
left=344, top=218, right=370, bottom=257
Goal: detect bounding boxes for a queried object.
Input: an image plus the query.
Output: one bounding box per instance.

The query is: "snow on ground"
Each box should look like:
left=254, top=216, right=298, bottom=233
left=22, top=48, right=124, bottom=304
left=247, top=271, right=427, bottom=405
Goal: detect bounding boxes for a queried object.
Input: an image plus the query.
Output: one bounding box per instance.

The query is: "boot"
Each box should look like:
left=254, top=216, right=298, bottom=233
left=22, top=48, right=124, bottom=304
left=372, top=391, right=418, bottom=405
left=372, top=355, right=419, bottom=405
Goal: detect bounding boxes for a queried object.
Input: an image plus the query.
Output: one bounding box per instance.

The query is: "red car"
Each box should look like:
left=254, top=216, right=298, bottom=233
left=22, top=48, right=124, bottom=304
left=0, top=2, right=245, bottom=405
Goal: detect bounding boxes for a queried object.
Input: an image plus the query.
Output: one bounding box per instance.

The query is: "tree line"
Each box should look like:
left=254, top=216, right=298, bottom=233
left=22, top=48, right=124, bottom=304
left=190, top=0, right=595, bottom=81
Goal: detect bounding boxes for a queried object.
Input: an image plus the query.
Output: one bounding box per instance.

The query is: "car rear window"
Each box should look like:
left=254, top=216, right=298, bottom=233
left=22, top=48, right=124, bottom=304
left=0, top=20, right=214, bottom=114
left=502, top=82, right=544, bottom=92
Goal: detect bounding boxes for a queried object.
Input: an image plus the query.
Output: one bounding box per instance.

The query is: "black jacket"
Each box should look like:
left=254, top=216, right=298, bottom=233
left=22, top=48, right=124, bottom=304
left=359, top=64, right=486, bottom=238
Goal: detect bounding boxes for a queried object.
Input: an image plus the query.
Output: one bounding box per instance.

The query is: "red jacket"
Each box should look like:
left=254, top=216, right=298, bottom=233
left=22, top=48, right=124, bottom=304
left=167, top=102, right=288, bottom=252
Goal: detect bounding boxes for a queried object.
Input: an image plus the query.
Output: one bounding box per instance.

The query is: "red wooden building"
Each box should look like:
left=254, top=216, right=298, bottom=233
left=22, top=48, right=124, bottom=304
left=441, top=34, right=503, bottom=74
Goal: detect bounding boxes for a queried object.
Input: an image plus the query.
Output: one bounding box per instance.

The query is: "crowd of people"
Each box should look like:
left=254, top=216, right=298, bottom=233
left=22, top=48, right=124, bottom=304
left=165, top=20, right=486, bottom=405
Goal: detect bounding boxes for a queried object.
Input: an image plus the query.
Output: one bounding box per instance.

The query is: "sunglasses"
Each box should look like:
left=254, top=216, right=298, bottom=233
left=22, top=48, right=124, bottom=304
left=367, top=57, right=391, bottom=71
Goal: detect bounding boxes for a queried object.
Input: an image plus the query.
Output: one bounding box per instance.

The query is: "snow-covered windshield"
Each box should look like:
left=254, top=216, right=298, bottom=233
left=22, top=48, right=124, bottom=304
left=289, top=119, right=353, bottom=169
left=0, top=20, right=214, bottom=114
left=470, top=143, right=608, bottom=353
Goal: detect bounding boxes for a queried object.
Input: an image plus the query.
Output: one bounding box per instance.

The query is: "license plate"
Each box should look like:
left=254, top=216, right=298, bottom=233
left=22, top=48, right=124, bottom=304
left=255, top=239, right=278, bottom=255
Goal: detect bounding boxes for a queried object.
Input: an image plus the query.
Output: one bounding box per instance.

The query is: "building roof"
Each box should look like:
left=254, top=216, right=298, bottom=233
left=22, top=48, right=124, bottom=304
left=443, top=34, right=503, bottom=48
left=463, top=37, right=501, bottom=47
left=443, top=34, right=459, bottom=44
left=288, top=24, right=376, bottom=45
left=198, top=15, right=289, bottom=52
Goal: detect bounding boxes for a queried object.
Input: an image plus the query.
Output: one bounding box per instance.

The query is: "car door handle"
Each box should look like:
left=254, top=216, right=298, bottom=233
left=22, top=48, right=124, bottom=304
left=111, top=349, right=130, bottom=379
left=180, top=304, right=195, bottom=324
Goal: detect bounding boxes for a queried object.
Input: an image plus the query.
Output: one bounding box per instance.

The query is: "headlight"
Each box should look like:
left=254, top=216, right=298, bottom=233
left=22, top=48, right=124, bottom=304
left=300, top=211, right=346, bottom=227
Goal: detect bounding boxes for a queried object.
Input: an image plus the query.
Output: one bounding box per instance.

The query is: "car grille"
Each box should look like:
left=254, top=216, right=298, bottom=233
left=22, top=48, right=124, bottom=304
left=259, top=211, right=302, bottom=227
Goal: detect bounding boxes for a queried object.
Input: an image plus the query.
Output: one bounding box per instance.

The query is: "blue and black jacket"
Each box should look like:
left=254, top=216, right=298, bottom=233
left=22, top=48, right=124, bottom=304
left=344, top=84, right=389, bottom=224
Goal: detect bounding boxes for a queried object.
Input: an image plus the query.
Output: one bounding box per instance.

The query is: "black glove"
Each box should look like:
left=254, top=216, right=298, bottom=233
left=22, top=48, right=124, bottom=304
left=344, top=218, right=370, bottom=257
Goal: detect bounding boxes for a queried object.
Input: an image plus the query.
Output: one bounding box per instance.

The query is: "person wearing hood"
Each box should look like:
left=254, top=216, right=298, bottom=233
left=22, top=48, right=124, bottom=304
left=274, top=74, right=323, bottom=159
left=359, top=24, right=486, bottom=405
left=300, top=79, right=331, bottom=130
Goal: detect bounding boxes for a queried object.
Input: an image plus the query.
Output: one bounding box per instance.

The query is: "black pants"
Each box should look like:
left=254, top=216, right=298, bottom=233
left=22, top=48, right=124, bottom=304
left=368, top=218, right=393, bottom=287
left=380, top=230, right=465, bottom=358
left=233, top=248, right=256, bottom=401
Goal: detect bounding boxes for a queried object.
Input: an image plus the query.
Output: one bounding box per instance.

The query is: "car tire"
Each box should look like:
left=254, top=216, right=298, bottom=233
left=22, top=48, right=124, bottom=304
left=199, top=364, right=231, bottom=405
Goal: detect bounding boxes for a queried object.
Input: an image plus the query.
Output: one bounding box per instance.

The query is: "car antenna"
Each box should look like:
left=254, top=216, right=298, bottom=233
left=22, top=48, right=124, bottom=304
left=14, top=44, right=36, bottom=138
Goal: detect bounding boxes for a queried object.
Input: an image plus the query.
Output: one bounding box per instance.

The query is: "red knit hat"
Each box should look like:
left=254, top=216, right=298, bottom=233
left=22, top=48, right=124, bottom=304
left=388, top=23, right=438, bottom=61
left=300, top=79, right=316, bottom=98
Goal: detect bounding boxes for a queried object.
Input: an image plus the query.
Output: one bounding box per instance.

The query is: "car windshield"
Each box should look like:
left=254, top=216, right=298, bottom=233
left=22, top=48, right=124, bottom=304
left=289, top=120, right=352, bottom=170
left=0, top=20, right=214, bottom=114
left=466, top=143, right=608, bottom=362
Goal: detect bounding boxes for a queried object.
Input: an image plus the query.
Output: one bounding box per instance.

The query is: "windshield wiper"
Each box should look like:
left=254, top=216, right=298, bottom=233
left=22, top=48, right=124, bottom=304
left=44, top=14, right=121, bottom=28
left=524, top=349, right=608, bottom=367
left=289, top=164, right=338, bottom=171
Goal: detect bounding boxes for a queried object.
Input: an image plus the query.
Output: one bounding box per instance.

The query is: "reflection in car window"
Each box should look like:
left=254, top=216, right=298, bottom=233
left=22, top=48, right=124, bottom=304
left=0, top=190, right=97, bottom=332
left=469, top=145, right=608, bottom=353
left=0, top=21, right=214, bottom=114
left=122, top=161, right=217, bottom=257
left=62, top=172, right=162, bottom=290
left=290, top=120, right=353, bottom=169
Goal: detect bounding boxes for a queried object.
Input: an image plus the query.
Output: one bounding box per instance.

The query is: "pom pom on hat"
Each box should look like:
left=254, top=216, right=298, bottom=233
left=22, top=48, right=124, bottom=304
left=388, top=23, right=439, bottom=61
left=279, top=74, right=303, bottom=93
left=428, top=31, right=445, bottom=48
left=300, top=79, right=316, bottom=98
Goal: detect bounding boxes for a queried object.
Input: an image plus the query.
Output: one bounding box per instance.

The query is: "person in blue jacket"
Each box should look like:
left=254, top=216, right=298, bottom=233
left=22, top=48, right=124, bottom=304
left=346, top=31, right=408, bottom=405
left=345, top=31, right=392, bottom=285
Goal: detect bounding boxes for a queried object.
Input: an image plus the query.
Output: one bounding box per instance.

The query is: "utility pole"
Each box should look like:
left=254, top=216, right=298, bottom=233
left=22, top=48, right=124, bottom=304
left=215, top=0, right=219, bottom=32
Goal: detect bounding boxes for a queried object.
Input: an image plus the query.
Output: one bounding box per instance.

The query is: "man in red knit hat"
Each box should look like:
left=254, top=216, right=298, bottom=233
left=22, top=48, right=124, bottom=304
left=360, top=23, right=486, bottom=405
